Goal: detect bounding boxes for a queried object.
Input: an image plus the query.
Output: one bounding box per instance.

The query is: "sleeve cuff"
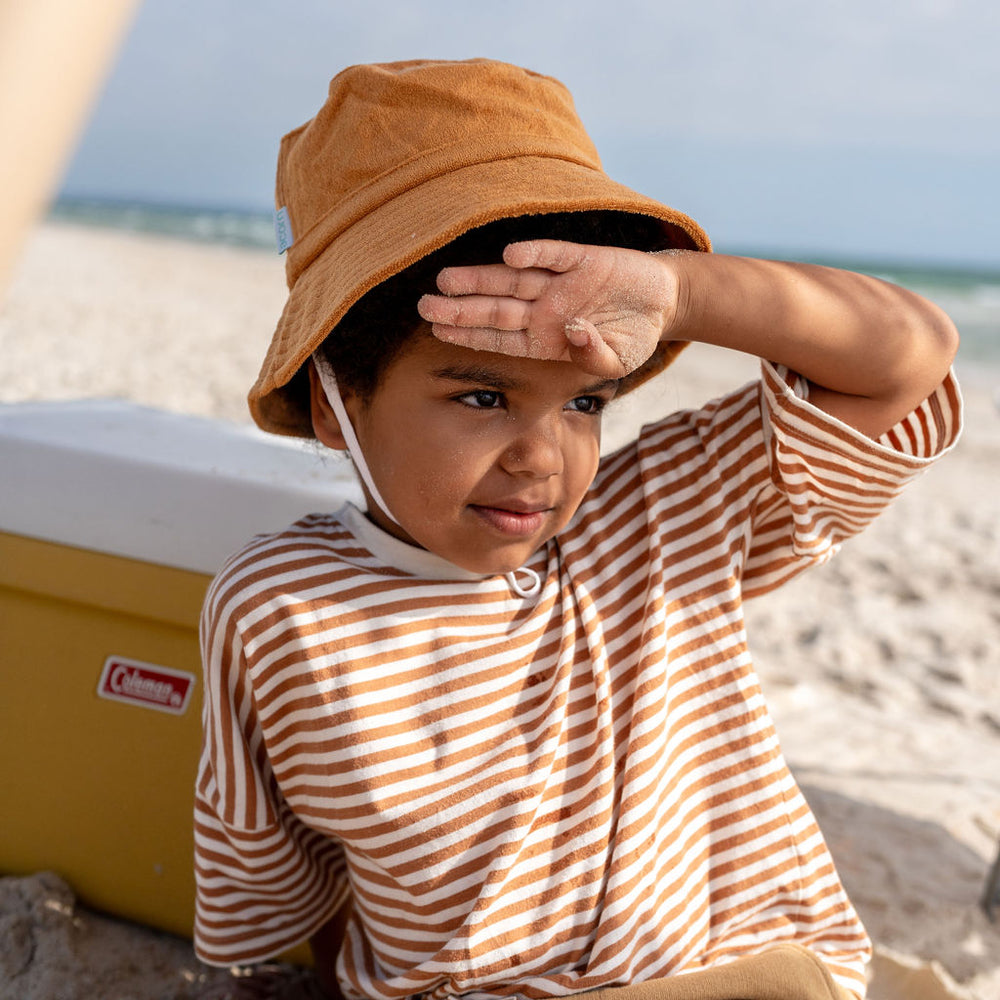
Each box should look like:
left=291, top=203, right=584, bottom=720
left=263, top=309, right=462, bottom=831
left=762, top=361, right=963, bottom=468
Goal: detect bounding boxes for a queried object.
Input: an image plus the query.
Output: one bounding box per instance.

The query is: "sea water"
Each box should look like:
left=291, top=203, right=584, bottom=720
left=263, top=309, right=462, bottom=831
left=50, top=198, right=1000, bottom=375
left=51, top=197, right=276, bottom=251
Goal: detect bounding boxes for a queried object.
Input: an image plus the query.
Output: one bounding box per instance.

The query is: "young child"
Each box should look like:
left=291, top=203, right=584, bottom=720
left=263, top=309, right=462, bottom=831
left=193, top=59, right=961, bottom=1000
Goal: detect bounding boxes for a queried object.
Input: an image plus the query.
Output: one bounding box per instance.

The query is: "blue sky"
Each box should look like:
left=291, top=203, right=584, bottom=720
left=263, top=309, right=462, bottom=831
left=61, top=0, right=1000, bottom=266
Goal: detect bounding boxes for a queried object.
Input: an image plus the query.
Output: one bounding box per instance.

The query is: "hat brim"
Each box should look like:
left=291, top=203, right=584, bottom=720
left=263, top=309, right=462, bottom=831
left=250, top=154, right=710, bottom=437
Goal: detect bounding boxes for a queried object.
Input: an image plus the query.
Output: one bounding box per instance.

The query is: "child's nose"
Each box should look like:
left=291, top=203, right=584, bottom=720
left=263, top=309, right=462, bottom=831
left=500, top=417, right=564, bottom=478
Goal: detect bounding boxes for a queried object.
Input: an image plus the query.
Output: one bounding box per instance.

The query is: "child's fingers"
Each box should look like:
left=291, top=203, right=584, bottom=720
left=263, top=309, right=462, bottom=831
left=429, top=313, right=632, bottom=378
left=564, top=319, right=631, bottom=377
left=435, top=263, right=550, bottom=300
left=418, top=293, right=533, bottom=331
left=430, top=324, right=534, bottom=357
left=503, top=240, right=592, bottom=274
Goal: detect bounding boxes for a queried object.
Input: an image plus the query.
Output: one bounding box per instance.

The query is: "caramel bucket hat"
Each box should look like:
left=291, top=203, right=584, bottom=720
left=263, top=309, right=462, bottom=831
left=250, top=58, right=711, bottom=437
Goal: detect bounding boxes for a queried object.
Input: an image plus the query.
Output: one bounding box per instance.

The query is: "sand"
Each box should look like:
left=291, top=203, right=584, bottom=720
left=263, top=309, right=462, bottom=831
left=1, top=221, right=998, bottom=1000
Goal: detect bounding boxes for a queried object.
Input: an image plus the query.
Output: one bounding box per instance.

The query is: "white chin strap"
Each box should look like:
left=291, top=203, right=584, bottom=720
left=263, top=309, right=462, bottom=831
left=312, top=352, right=399, bottom=528
left=311, top=352, right=541, bottom=599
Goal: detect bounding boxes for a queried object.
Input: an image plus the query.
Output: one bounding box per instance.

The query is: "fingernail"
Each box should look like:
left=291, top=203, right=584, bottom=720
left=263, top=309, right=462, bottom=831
left=564, top=319, right=590, bottom=347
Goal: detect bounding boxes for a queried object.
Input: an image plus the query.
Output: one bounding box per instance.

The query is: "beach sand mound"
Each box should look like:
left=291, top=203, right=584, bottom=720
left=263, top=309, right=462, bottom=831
left=0, top=871, right=218, bottom=1000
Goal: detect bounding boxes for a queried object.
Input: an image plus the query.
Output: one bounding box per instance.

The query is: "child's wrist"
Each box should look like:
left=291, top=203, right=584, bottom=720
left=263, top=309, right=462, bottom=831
left=652, top=248, right=692, bottom=342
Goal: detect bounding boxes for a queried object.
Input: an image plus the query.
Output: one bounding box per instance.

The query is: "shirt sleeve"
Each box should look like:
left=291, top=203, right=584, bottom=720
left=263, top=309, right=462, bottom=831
left=193, top=565, right=350, bottom=966
left=741, top=361, right=962, bottom=596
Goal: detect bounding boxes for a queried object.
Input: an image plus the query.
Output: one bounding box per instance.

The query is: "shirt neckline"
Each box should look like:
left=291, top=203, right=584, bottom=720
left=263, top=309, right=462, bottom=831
left=337, top=503, right=545, bottom=598
left=338, top=502, right=494, bottom=582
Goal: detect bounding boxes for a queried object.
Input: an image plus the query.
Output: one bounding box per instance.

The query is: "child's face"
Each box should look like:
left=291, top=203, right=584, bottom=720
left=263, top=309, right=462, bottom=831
left=315, top=333, right=617, bottom=575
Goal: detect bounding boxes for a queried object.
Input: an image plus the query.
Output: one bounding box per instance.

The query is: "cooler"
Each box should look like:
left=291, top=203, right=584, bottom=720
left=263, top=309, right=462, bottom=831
left=0, top=400, right=360, bottom=944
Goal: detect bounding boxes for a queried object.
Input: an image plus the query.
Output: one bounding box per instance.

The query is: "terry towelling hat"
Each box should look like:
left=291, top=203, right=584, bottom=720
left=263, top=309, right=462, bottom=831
left=250, top=58, right=712, bottom=437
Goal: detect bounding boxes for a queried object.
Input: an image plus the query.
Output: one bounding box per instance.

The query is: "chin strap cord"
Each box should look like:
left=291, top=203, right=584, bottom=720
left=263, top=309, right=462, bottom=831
left=312, top=352, right=400, bottom=528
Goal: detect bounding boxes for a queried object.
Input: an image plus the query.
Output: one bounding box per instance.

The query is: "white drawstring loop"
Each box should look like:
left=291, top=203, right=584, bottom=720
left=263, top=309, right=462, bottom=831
left=506, top=567, right=542, bottom=598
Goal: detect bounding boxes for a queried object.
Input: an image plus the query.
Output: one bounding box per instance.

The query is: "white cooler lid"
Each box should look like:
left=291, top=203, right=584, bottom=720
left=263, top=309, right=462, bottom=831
left=1, top=400, right=363, bottom=575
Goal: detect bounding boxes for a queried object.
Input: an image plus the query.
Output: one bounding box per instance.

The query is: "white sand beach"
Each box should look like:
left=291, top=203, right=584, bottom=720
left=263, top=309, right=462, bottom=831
left=1, top=221, right=998, bottom=1000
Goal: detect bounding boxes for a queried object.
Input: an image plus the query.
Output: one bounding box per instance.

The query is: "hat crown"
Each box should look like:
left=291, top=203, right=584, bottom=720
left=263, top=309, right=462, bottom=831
left=252, top=57, right=710, bottom=437
left=276, top=59, right=601, bottom=284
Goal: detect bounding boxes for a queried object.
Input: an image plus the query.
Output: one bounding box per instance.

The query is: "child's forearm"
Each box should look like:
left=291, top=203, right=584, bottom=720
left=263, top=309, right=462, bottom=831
left=417, top=239, right=959, bottom=438
left=663, top=251, right=959, bottom=437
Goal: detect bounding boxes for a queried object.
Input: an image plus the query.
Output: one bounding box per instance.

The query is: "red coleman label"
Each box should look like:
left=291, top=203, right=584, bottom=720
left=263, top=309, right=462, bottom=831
left=97, top=656, right=195, bottom=715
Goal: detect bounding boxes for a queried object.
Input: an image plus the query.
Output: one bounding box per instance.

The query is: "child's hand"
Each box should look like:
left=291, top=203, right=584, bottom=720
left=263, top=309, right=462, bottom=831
left=417, top=240, right=682, bottom=378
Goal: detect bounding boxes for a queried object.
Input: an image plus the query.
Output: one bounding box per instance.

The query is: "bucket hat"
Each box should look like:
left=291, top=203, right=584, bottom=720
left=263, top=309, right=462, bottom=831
left=249, top=58, right=711, bottom=437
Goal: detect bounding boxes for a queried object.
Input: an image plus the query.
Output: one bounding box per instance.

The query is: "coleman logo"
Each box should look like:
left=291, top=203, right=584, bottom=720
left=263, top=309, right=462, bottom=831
left=97, top=657, right=195, bottom=715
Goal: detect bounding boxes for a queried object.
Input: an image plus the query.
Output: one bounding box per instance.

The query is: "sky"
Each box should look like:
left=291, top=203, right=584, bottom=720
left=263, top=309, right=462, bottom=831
left=60, top=0, right=1000, bottom=267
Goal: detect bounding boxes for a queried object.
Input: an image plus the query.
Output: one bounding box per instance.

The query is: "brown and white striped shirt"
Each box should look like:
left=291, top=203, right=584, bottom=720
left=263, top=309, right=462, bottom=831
left=194, top=363, right=961, bottom=1000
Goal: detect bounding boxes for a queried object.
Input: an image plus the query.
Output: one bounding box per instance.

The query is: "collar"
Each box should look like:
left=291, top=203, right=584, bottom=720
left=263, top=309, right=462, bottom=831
left=338, top=502, right=542, bottom=596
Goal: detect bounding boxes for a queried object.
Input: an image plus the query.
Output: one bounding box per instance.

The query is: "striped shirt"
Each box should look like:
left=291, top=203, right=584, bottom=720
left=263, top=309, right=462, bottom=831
left=194, top=363, right=961, bottom=1000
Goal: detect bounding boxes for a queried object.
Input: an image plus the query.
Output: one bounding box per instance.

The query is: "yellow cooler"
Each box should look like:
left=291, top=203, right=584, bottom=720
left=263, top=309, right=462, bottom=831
left=0, top=400, right=359, bottom=941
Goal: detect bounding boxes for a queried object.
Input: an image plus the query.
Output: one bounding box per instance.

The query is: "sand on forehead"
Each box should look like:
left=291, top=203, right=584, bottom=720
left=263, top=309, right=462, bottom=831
left=1, top=220, right=998, bottom=1000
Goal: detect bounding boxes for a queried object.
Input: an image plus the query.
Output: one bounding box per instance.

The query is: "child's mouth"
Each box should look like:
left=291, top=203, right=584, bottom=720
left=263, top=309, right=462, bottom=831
left=469, top=504, right=550, bottom=537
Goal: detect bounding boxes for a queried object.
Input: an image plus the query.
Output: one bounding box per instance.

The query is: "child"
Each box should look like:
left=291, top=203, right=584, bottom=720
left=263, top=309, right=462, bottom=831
left=193, top=59, right=961, bottom=1000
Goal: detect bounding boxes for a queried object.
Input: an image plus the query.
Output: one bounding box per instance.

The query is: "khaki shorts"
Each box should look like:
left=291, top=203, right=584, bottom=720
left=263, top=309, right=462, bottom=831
left=198, top=943, right=859, bottom=1000
left=582, top=945, right=858, bottom=1000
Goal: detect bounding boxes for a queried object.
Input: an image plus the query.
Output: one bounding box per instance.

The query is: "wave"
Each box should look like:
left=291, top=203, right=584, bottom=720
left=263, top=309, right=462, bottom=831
left=50, top=197, right=276, bottom=251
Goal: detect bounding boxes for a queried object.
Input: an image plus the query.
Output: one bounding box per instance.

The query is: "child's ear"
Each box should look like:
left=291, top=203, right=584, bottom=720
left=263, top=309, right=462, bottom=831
left=308, top=360, right=349, bottom=451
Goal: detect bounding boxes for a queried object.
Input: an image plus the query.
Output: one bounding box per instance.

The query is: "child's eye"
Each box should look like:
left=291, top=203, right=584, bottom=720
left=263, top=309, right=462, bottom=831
left=565, top=395, right=605, bottom=415
left=458, top=390, right=503, bottom=409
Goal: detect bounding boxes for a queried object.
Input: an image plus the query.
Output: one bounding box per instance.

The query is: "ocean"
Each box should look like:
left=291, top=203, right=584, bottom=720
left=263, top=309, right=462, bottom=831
left=50, top=198, right=1000, bottom=372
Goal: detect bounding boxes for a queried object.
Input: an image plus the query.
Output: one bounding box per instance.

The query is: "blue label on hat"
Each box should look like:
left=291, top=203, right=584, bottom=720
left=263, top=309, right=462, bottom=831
left=274, top=207, right=294, bottom=254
